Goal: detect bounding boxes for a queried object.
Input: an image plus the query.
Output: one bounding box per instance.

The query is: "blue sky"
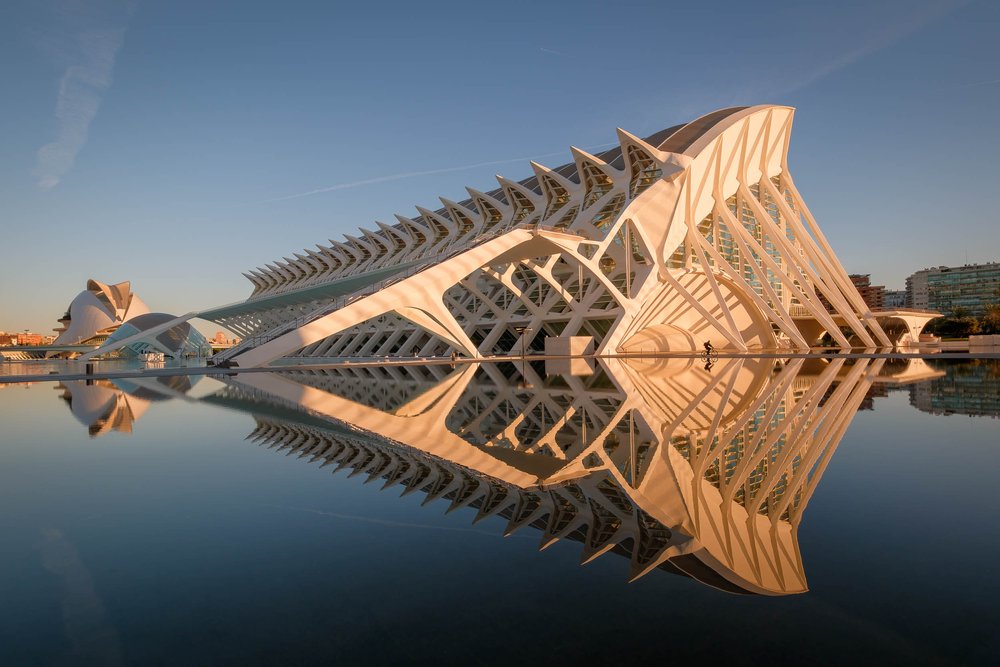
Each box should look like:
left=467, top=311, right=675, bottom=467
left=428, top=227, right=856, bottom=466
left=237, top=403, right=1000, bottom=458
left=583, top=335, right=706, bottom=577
left=1, top=0, right=997, bottom=333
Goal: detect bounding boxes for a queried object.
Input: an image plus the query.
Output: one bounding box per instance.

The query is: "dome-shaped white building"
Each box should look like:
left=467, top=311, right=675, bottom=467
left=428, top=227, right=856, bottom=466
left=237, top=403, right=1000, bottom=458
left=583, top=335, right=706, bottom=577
left=52, top=279, right=150, bottom=346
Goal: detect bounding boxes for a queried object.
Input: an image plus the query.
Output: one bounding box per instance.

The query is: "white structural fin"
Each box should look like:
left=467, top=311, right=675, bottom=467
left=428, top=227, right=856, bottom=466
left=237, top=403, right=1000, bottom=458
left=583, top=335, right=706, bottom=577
left=212, top=105, right=937, bottom=367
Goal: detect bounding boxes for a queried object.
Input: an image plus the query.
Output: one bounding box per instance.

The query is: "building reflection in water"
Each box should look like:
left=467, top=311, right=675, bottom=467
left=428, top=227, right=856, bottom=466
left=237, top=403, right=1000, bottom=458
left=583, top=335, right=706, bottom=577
left=907, top=359, right=1000, bottom=419
left=56, top=375, right=218, bottom=437
left=208, top=356, right=894, bottom=596
left=52, top=357, right=988, bottom=593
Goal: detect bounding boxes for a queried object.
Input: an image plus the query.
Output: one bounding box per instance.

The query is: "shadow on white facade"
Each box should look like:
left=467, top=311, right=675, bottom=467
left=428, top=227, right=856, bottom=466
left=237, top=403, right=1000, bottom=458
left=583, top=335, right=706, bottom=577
left=85, top=106, right=938, bottom=365
left=51, top=356, right=952, bottom=593
left=205, top=356, right=908, bottom=594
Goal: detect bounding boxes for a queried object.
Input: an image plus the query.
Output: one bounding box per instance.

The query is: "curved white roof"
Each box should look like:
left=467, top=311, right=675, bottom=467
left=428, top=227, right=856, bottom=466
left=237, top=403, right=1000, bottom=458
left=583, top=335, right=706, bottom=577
left=52, top=279, right=150, bottom=345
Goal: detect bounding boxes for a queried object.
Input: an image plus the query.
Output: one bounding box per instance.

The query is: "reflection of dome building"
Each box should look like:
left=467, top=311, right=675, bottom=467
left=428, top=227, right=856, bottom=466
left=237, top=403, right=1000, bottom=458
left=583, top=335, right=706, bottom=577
left=57, top=375, right=221, bottom=437
left=53, top=279, right=150, bottom=346
left=58, top=380, right=151, bottom=437
left=103, top=313, right=211, bottom=359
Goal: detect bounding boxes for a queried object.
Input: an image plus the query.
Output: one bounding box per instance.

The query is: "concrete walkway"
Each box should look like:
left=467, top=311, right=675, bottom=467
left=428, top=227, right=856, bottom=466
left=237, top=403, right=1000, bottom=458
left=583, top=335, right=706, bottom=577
left=2, top=350, right=998, bottom=385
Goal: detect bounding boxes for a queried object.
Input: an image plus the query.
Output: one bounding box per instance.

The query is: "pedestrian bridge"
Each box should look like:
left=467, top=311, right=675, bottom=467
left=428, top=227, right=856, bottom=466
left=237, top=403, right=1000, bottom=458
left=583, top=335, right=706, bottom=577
left=791, top=308, right=940, bottom=348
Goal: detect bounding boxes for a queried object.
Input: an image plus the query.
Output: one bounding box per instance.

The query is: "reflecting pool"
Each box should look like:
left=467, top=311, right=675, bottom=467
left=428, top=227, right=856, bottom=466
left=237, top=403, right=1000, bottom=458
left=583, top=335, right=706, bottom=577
left=1, top=357, right=998, bottom=664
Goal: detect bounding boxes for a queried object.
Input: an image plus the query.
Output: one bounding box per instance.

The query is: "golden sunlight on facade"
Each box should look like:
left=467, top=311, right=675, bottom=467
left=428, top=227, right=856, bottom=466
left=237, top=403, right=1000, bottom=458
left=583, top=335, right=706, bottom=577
left=84, top=106, right=939, bottom=366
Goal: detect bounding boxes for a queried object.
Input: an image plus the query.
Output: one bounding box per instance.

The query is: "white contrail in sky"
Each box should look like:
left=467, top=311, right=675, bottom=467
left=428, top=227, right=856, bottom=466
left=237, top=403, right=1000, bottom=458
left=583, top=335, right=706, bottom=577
left=777, top=0, right=970, bottom=95
left=35, top=22, right=128, bottom=189
left=948, top=77, right=1000, bottom=90
left=252, top=141, right=618, bottom=206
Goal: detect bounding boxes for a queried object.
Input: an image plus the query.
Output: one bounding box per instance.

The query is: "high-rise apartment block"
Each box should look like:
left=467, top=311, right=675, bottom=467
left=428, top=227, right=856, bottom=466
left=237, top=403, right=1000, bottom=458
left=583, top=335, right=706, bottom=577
left=905, top=263, right=1000, bottom=314
left=884, top=290, right=907, bottom=309
left=848, top=274, right=885, bottom=311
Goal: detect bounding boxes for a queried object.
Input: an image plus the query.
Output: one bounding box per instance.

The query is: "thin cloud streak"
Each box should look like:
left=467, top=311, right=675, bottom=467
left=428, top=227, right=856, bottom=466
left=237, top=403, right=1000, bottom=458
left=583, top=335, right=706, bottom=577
left=34, top=23, right=127, bottom=189
left=250, top=141, right=618, bottom=206
left=945, top=77, right=1000, bottom=90
left=776, top=0, right=970, bottom=96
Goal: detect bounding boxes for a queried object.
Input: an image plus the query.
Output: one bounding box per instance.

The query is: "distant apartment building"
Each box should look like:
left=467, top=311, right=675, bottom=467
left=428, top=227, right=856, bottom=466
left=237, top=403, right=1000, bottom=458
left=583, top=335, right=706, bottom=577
left=849, top=274, right=885, bottom=311
left=906, top=271, right=929, bottom=309
left=211, top=331, right=240, bottom=346
left=817, top=274, right=885, bottom=311
left=23, top=333, right=45, bottom=345
left=905, top=262, right=1000, bottom=315
left=884, top=290, right=906, bottom=309
left=0, top=332, right=45, bottom=346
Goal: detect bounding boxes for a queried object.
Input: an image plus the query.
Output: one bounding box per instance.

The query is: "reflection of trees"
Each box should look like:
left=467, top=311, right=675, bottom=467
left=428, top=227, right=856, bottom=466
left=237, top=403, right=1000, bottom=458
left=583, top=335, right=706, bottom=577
left=925, top=314, right=981, bottom=338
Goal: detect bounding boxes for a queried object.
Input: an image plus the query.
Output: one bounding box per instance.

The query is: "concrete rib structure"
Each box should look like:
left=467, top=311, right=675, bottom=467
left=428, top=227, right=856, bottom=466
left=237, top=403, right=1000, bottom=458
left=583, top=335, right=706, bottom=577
left=83, top=105, right=938, bottom=365
left=207, top=355, right=893, bottom=594
left=52, top=355, right=936, bottom=592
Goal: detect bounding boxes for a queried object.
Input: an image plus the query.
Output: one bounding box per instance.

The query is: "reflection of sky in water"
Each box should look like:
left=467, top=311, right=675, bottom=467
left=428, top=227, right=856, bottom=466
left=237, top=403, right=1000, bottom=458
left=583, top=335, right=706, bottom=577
left=0, top=359, right=998, bottom=664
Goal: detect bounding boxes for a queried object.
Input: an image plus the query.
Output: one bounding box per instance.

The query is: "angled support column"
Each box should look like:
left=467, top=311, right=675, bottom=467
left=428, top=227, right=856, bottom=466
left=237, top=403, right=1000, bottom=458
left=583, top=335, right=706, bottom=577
left=78, top=312, right=198, bottom=361
left=230, top=230, right=580, bottom=367
left=397, top=301, right=480, bottom=358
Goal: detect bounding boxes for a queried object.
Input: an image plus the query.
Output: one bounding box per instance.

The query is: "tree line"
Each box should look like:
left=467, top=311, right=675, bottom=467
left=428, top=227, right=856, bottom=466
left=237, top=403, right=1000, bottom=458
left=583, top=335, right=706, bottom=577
left=924, top=303, right=1000, bottom=338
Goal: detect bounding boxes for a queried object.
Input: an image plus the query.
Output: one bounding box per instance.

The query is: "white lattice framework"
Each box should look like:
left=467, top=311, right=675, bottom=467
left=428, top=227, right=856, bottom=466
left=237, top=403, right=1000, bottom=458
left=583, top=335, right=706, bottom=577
left=218, top=355, right=887, bottom=594
left=208, top=105, right=906, bottom=368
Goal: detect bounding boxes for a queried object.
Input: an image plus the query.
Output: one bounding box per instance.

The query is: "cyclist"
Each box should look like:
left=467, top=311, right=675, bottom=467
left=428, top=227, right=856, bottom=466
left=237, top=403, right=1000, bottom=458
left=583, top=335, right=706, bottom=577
left=703, top=340, right=714, bottom=355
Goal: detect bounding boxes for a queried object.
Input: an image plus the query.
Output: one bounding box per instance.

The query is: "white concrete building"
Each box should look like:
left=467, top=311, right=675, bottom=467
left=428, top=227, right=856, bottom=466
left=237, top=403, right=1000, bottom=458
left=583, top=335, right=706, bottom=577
left=87, top=106, right=938, bottom=365
left=220, top=354, right=917, bottom=593
left=53, top=279, right=150, bottom=346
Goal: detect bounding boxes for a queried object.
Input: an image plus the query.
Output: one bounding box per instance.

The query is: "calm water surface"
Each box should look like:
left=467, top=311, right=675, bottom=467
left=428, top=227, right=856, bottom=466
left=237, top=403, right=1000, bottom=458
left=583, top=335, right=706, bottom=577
left=0, top=357, right=998, bottom=666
